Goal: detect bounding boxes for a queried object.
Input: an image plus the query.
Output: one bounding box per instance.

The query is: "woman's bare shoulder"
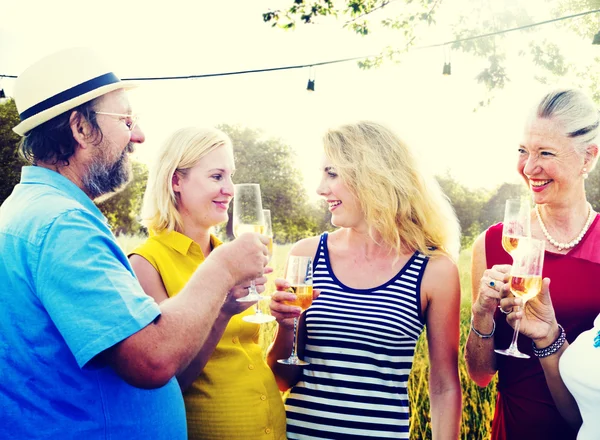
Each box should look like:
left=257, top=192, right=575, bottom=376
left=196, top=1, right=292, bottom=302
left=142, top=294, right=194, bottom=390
left=289, top=235, right=322, bottom=257
left=425, top=253, right=459, bottom=278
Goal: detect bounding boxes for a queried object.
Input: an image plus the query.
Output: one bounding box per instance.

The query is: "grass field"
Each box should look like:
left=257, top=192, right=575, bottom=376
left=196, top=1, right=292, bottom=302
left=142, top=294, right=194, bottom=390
left=408, top=250, right=498, bottom=440
left=118, top=235, right=497, bottom=439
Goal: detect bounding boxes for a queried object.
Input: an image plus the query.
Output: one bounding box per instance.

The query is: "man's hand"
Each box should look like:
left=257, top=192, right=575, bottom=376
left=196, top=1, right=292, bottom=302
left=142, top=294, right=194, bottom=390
left=221, top=268, right=273, bottom=317
left=210, top=233, right=269, bottom=286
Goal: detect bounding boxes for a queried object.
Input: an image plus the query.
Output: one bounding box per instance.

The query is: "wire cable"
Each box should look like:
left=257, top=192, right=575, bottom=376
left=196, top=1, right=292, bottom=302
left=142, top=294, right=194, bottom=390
left=0, top=8, right=598, bottom=81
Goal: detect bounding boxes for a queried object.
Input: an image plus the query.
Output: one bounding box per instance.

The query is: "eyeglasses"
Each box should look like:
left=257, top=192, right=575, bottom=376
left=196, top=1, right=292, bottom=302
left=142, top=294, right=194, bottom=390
left=94, top=111, right=140, bottom=131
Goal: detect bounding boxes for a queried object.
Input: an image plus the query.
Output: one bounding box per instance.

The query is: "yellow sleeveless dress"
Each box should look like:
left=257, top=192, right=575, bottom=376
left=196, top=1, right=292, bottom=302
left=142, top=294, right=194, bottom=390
left=131, top=230, right=286, bottom=439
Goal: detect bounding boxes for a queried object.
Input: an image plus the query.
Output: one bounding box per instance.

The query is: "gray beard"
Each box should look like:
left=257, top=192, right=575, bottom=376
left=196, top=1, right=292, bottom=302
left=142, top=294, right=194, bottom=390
left=83, top=143, right=133, bottom=200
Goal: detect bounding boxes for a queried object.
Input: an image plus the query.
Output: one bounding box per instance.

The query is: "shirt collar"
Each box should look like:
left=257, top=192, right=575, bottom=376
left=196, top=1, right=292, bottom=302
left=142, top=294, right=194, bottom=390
left=20, top=166, right=107, bottom=223
left=154, top=230, right=222, bottom=257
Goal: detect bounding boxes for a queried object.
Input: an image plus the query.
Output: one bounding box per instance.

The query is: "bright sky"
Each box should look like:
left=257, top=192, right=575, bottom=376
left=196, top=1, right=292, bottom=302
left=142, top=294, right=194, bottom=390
left=2, top=0, right=597, bottom=200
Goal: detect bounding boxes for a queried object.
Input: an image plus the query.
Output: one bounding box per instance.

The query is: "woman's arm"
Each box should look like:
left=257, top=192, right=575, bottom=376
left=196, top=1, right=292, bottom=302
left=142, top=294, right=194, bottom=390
left=129, top=254, right=262, bottom=391
left=464, top=233, right=501, bottom=387
left=175, top=280, right=264, bottom=391
left=129, top=254, right=169, bottom=303
left=538, top=340, right=581, bottom=429
left=266, top=283, right=305, bottom=391
left=266, top=237, right=319, bottom=391
left=422, top=255, right=462, bottom=440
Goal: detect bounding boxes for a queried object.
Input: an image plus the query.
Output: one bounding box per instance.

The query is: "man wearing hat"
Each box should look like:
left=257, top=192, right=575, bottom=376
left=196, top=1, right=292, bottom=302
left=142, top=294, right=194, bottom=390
left=0, top=48, right=270, bottom=439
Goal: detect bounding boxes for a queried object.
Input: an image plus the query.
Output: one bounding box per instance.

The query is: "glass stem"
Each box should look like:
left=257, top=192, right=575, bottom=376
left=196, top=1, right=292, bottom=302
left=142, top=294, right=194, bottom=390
left=291, top=317, right=299, bottom=359
left=249, top=280, right=258, bottom=296
left=508, top=305, right=522, bottom=350
left=254, top=303, right=262, bottom=315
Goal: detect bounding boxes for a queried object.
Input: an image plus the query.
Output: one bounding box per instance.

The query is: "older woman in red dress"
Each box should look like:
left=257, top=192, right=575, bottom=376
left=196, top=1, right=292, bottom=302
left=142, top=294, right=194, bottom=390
left=465, top=88, right=600, bottom=440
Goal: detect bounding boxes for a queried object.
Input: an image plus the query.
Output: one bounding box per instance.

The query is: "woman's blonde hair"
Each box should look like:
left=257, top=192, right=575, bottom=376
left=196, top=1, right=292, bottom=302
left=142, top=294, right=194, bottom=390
left=141, top=126, right=232, bottom=233
left=323, top=120, right=461, bottom=260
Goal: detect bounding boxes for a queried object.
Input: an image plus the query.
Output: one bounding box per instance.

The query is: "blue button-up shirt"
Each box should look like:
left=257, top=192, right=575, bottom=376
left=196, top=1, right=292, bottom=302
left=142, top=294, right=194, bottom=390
left=0, top=166, right=186, bottom=439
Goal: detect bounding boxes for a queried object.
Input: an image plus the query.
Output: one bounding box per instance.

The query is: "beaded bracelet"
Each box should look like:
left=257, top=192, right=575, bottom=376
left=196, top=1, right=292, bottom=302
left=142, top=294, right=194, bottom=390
left=471, top=316, right=495, bottom=339
left=532, top=324, right=566, bottom=358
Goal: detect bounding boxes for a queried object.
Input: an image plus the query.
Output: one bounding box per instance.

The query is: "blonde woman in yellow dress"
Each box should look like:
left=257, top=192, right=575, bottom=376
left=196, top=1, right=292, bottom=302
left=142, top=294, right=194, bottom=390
left=129, top=126, right=286, bottom=439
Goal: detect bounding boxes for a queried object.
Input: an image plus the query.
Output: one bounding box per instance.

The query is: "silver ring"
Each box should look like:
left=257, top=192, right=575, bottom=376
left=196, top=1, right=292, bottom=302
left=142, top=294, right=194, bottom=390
left=498, top=305, right=512, bottom=315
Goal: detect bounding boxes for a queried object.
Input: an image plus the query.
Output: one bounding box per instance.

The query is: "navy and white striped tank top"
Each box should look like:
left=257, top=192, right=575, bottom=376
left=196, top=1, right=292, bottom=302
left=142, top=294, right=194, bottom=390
left=285, top=232, right=429, bottom=439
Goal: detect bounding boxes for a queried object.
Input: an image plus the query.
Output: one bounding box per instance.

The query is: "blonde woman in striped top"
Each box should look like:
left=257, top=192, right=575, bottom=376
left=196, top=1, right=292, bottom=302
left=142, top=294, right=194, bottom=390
left=267, top=120, right=462, bottom=439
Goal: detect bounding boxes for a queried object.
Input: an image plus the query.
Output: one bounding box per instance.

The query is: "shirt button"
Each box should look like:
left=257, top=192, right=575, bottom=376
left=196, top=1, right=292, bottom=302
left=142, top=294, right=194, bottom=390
left=260, top=395, right=267, bottom=401
left=232, top=337, right=238, bottom=344
left=265, top=428, right=271, bottom=434
left=248, top=364, right=255, bottom=370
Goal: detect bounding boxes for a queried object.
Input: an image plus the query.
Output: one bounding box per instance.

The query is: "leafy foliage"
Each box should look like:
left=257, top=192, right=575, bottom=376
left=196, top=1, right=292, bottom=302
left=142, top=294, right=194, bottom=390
left=218, top=124, right=333, bottom=243
left=0, top=99, right=27, bottom=206
left=451, top=1, right=600, bottom=103
left=435, top=174, right=529, bottom=249
left=97, top=161, right=149, bottom=235
left=262, top=0, right=600, bottom=103
left=436, top=173, right=491, bottom=248
left=478, top=182, right=528, bottom=230
left=263, top=0, right=440, bottom=67
left=263, top=0, right=337, bottom=29
left=450, top=7, right=534, bottom=95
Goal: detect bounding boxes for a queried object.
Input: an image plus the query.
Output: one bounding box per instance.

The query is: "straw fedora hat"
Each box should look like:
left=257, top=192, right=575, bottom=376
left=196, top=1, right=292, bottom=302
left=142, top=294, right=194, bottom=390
left=13, top=47, right=136, bottom=136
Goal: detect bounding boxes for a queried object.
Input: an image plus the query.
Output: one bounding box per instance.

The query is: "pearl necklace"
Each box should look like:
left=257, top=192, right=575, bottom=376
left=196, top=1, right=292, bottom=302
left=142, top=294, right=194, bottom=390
left=535, top=203, right=595, bottom=251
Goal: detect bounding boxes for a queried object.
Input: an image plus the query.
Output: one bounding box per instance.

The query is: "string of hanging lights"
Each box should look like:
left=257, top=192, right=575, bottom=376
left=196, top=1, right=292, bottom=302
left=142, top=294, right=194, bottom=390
left=0, top=8, right=599, bottom=97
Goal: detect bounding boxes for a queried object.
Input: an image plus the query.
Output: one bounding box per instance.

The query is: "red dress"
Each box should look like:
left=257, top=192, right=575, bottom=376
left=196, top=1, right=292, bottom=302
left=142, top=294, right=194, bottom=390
left=486, top=216, right=600, bottom=440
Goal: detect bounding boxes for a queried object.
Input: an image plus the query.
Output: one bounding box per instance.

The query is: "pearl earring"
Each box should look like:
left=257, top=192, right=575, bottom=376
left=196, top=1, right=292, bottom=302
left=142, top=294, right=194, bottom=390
left=583, top=167, right=589, bottom=179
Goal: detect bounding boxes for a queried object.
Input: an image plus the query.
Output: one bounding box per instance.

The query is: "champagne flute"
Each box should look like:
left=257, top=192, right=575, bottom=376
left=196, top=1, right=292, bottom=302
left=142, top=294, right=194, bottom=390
left=502, top=198, right=531, bottom=256
left=277, top=256, right=313, bottom=366
left=233, top=183, right=266, bottom=302
left=495, top=237, right=545, bottom=359
left=263, top=209, right=274, bottom=263
left=242, top=209, right=276, bottom=324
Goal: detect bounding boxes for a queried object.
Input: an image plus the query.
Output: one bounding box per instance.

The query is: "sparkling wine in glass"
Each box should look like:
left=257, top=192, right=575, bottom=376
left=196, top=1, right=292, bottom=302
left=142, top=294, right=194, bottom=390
left=495, top=237, right=545, bottom=359
left=502, top=198, right=531, bottom=256
left=232, top=183, right=266, bottom=303
left=242, top=209, right=276, bottom=324
left=277, top=256, right=313, bottom=366
left=263, top=209, right=274, bottom=262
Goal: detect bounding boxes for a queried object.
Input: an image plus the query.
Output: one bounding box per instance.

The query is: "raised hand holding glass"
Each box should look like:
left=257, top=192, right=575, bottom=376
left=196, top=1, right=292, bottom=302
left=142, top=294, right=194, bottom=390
left=278, top=256, right=313, bottom=366
left=232, top=184, right=266, bottom=303
left=242, top=209, right=276, bottom=324
left=495, top=237, right=545, bottom=359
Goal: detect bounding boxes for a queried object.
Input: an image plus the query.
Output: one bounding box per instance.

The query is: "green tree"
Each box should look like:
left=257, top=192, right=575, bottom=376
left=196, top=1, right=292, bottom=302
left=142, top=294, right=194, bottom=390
left=449, top=1, right=600, bottom=103
left=311, top=200, right=334, bottom=234
left=263, top=0, right=440, bottom=68
left=97, top=161, right=149, bottom=236
left=0, top=99, right=27, bottom=205
left=219, top=124, right=331, bottom=243
left=263, top=0, right=600, bottom=103
left=436, top=172, right=491, bottom=248
left=478, top=182, right=527, bottom=230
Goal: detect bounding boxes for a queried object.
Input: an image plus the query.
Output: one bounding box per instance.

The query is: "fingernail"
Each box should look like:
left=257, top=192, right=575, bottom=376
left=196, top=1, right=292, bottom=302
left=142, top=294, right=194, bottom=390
left=515, top=298, right=522, bottom=306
